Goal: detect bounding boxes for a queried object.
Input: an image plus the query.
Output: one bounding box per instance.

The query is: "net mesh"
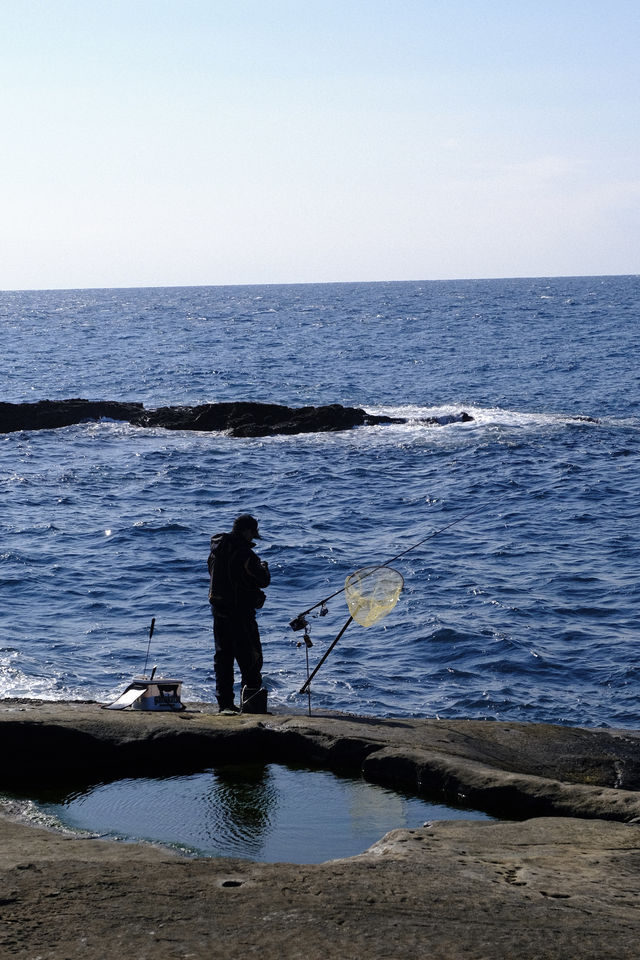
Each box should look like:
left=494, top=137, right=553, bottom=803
left=344, top=566, right=404, bottom=627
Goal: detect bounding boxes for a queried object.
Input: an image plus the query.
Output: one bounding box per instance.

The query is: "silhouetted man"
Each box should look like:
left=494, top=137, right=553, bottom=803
left=208, top=514, right=271, bottom=713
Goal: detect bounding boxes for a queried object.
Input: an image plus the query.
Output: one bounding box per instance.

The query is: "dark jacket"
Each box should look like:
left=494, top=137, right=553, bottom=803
left=208, top=532, right=271, bottom=612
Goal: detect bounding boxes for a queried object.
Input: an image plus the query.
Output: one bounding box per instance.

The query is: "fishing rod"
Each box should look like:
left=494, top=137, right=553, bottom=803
left=289, top=502, right=485, bottom=632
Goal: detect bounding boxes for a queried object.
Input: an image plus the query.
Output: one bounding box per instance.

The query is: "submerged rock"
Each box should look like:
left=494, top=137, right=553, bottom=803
left=0, top=399, right=474, bottom=437
left=418, top=411, right=474, bottom=426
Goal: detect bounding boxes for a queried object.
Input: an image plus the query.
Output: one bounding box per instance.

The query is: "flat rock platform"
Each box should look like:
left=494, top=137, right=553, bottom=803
left=2, top=700, right=640, bottom=959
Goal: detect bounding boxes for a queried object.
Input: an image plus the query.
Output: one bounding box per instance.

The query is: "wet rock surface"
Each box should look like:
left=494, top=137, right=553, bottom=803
left=2, top=701, right=640, bottom=959
left=0, top=399, right=474, bottom=436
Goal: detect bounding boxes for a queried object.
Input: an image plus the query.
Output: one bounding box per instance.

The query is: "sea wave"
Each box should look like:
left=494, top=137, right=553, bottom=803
left=2, top=278, right=640, bottom=727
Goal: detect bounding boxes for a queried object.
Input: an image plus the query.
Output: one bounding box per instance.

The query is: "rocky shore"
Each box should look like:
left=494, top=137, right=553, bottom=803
left=2, top=700, right=640, bottom=959
left=0, top=399, right=474, bottom=437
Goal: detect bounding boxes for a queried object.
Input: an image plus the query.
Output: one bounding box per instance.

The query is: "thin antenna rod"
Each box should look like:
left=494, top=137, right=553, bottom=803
left=142, top=617, right=155, bottom=678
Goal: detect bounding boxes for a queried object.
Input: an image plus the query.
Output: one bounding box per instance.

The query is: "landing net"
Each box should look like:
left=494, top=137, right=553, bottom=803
left=344, top=566, right=404, bottom=627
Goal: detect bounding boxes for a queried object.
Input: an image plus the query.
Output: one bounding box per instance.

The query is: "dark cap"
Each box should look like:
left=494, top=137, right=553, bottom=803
left=232, top=514, right=261, bottom=538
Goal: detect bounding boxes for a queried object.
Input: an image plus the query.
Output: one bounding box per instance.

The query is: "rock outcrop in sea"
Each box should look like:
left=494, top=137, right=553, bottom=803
left=0, top=399, right=474, bottom=436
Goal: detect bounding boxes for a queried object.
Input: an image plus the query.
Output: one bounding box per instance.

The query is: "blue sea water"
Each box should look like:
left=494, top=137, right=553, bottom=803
left=1, top=276, right=639, bottom=728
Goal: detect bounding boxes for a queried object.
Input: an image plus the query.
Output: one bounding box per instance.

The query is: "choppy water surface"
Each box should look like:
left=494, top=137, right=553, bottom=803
left=1, top=276, right=639, bottom=727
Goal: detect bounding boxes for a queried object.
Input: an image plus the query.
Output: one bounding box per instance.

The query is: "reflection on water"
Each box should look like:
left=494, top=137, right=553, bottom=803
left=208, top=764, right=276, bottom=859
left=36, top=763, right=492, bottom=863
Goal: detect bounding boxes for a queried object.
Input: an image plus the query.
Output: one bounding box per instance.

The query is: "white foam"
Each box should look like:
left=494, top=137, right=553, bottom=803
left=364, top=403, right=591, bottom=431
left=0, top=649, right=85, bottom=701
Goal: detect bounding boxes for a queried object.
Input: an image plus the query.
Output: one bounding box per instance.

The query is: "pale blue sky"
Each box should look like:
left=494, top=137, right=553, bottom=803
left=1, top=0, right=638, bottom=289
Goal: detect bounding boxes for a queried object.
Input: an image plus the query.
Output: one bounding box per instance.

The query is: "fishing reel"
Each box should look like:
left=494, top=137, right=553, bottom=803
left=289, top=603, right=328, bottom=634
left=290, top=615, right=313, bottom=651
left=292, top=602, right=330, bottom=654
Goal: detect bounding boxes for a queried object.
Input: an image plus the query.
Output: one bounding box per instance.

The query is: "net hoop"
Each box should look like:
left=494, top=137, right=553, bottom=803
left=344, top=566, right=404, bottom=627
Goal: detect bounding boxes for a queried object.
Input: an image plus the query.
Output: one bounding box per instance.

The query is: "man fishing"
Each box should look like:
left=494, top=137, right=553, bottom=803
left=208, top=514, right=271, bottom=714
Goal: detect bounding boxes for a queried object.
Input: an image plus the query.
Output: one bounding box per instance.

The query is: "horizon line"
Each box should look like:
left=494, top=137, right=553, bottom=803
left=2, top=271, right=638, bottom=294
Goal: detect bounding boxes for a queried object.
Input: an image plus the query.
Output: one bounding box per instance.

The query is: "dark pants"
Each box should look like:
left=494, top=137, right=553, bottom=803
left=211, top=604, right=263, bottom=709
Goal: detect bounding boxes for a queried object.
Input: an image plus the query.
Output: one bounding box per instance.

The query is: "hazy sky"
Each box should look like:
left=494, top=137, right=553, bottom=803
left=1, top=0, right=638, bottom=289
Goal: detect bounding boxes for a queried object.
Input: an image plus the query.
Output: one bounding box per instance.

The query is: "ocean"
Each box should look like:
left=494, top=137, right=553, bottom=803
left=1, top=275, right=639, bottom=728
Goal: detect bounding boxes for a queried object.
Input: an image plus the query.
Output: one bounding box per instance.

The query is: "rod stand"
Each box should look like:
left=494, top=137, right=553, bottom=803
left=297, top=631, right=314, bottom=715
left=299, top=616, right=354, bottom=695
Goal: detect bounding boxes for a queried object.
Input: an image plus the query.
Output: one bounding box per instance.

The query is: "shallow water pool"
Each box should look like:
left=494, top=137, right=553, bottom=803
left=30, top=763, right=492, bottom=863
